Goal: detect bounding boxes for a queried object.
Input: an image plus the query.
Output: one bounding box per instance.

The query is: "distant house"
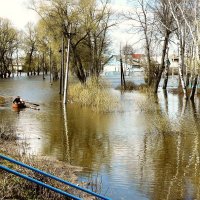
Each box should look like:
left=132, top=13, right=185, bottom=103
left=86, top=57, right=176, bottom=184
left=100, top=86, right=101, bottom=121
left=102, top=54, right=144, bottom=76
left=129, top=54, right=144, bottom=68
left=168, top=54, right=179, bottom=75
left=169, top=54, right=179, bottom=68
left=103, top=55, right=120, bottom=73
left=132, top=53, right=144, bottom=61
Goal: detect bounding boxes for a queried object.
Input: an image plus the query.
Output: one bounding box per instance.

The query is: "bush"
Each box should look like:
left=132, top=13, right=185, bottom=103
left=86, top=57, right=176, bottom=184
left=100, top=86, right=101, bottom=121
left=68, top=77, right=118, bottom=112
left=0, top=121, right=17, bottom=141
left=116, top=81, right=149, bottom=92
left=0, top=96, right=5, bottom=104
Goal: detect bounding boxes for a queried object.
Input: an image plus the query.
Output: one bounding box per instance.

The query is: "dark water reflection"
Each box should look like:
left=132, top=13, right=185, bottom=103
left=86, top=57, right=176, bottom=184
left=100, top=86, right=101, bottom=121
left=1, top=76, right=200, bottom=200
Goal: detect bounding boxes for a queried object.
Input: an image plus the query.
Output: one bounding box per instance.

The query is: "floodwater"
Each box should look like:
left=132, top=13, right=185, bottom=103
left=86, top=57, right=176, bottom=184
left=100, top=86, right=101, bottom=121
left=1, top=75, right=200, bottom=200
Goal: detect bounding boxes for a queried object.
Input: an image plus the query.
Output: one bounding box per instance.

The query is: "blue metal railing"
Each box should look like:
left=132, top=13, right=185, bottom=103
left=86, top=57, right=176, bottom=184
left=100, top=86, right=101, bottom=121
left=0, top=154, right=111, bottom=200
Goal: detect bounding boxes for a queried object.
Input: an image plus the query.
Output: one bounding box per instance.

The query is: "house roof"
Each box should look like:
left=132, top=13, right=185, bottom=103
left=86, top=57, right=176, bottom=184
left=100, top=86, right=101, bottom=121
left=132, top=54, right=144, bottom=60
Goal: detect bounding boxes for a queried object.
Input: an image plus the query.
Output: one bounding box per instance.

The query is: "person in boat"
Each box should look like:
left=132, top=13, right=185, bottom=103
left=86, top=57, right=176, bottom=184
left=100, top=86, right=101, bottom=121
left=13, top=96, right=25, bottom=105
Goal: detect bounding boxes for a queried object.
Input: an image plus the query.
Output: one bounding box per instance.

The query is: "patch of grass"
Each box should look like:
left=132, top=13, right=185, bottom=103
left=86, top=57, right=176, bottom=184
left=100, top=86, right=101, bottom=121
left=0, top=137, right=97, bottom=200
left=68, top=77, right=118, bottom=112
left=147, top=114, right=176, bottom=135
left=136, top=94, right=161, bottom=113
left=116, top=81, right=149, bottom=92
left=0, top=155, right=93, bottom=200
left=0, top=96, right=5, bottom=104
left=0, top=120, right=17, bottom=141
left=136, top=94, right=177, bottom=135
left=116, top=81, right=138, bottom=91
left=168, top=87, right=200, bottom=96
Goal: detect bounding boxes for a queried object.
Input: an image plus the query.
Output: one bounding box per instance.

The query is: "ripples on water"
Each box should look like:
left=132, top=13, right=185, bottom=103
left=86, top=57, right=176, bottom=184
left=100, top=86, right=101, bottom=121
left=1, top=75, right=200, bottom=200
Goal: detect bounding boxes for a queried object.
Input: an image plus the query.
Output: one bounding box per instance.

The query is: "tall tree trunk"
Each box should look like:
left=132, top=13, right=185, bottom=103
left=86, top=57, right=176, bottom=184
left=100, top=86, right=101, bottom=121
left=145, top=37, right=152, bottom=86
left=42, top=53, right=45, bottom=80
left=27, top=48, right=34, bottom=76
left=190, top=74, right=198, bottom=101
left=49, top=47, right=52, bottom=84
left=154, top=30, right=170, bottom=93
left=163, top=45, right=170, bottom=90
left=120, top=57, right=126, bottom=90
left=162, top=63, right=169, bottom=90
left=178, top=43, right=187, bottom=99
left=186, top=72, right=190, bottom=87
left=71, top=44, right=86, bottom=84
left=37, top=54, right=40, bottom=76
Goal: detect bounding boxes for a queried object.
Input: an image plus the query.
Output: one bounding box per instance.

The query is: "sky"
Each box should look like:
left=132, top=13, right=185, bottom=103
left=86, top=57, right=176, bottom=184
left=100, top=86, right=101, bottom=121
left=0, top=0, right=38, bottom=29
left=0, top=0, right=138, bottom=53
left=0, top=0, right=130, bottom=28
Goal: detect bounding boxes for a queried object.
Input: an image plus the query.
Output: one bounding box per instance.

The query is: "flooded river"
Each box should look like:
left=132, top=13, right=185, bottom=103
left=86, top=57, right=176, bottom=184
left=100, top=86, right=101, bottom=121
left=1, top=75, right=200, bottom=200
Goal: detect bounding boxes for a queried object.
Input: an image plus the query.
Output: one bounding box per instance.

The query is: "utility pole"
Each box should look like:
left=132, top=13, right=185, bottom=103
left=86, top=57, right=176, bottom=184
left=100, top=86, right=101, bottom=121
left=59, top=35, right=64, bottom=94
left=63, top=24, right=71, bottom=104
left=120, top=44, right=126, bottom=90
left=49, top=46, right=52, bottom=85
left=16, top=49, right=19, bottom=76
left=42, top=53, right=45, bottom=80
left=37, top=53, right=40, bottom=75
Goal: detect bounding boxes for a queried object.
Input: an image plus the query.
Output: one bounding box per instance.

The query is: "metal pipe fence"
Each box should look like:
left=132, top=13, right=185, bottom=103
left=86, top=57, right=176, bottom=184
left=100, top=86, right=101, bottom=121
left=0, top=154, right=111, bottom=200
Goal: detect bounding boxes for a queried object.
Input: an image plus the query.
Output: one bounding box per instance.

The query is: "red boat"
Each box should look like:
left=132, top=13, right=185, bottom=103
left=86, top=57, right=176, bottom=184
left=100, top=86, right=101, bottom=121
left=12, top=102, right=26, bottom=108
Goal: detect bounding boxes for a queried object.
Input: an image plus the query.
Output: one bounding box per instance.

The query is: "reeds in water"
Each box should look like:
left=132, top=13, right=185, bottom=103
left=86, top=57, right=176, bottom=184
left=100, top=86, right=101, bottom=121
left=69, top=77, right=118, bottom=112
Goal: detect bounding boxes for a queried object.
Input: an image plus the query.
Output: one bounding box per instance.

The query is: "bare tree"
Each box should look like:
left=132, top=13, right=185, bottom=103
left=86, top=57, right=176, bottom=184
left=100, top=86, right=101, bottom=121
left=0, top=17, right=18, bottom=78
left=30, top=0, right=114, bottom=83
left=125, top=0, right=158, bottom=87
left=23, top=22, right=38, bottom=76
left=153, top=0, right=174, bottom=93
left=168, top=0, right=188, bottom=99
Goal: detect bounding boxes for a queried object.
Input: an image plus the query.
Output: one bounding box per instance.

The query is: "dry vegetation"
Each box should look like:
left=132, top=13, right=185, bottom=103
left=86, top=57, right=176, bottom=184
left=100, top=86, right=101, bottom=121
left=0, top=121, right=96, bottom=200
left=0, top=156, right=85, bottom=200
left=0, top=96, right=5, bottom=104
left=0, top=120, right=17, bottom=141
left=69, top=77, right=118, bottom=112
left=116, top=81, right=149, bottom=93
left=135, top=95, right=179, bottom=135
left=168, top=87, right=200, bottom=96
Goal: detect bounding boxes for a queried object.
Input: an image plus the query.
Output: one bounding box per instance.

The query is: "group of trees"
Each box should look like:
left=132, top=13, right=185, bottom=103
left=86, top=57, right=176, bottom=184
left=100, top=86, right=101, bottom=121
left=0, top=0, right=113, bottom=83
left=0, top=18, right=53, bottom=79
left=30, top=0, right=114, bottom=84
left=0, top=18, right=18, bottom=78
left=1, top=0, right=200, bottom=100
left=126, top=0, right=200, bottom=99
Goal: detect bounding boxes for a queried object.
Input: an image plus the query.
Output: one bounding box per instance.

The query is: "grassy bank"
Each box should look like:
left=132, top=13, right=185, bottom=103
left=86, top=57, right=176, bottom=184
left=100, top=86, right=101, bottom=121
left=116, top=81, right=149, bottom=92
left=0, top=96, right=5, bottom=104
left=0, top=122, right=94, bottom=200
left=69, top=78, right=118, bottom=112
left=168, top=87, right=200, bottom=96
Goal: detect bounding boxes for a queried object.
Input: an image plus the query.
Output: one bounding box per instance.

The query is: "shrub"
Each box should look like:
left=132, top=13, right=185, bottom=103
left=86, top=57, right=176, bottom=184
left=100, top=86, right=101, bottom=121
left=0, top=96, right=5, bottom=104
left=0, top=121, right=17, bottom=141
left=116, top=81, right=149, bottom=92
left=68, top=77, right=118, bottom=112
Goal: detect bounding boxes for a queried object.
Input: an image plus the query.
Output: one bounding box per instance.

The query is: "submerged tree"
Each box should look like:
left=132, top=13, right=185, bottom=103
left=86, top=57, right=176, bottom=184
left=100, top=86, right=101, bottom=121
left=0, top=17, right=18, bottom=78
left=153, top=0, right=174, bottom=93
left=30, top=0, right=114, bottom=84
left=125, top=0, right=200, bottom=100
left=22, top=22, right=38, bottom=76
left=125, top=0, right=158, bottom=87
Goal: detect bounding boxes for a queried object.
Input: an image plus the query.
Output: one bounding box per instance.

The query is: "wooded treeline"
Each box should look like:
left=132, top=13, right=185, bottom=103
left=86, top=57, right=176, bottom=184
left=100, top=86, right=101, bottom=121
left=0, top=0, right=113, bottom=84
left=1, top=0, right=200, bottom=100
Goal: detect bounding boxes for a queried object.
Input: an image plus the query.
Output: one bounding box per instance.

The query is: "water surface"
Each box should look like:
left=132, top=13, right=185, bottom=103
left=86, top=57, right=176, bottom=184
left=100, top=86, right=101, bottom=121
left=1, top=75, right=200, bottom=200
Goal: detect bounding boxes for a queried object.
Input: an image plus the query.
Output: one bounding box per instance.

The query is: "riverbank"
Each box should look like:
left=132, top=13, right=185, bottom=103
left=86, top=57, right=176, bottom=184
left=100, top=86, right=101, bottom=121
left=0, top=136, right=93, bottom=199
